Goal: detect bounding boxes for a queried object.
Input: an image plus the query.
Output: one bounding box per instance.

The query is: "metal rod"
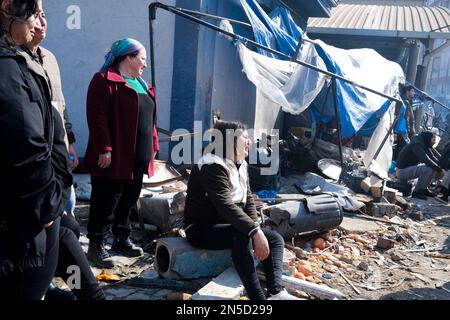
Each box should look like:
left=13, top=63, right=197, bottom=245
left=408, top=82, right=449, bottom=111
left=169, top=5, right=317, bottom=48
left=148, top=2, right=401, bottom=104
left=175, top=7, right=253, bottom=29
left=331, top=78, right=344, bottom=167
left=156, top=127, right=173, bottom=136
left=177, top=5, right=318, bottom=48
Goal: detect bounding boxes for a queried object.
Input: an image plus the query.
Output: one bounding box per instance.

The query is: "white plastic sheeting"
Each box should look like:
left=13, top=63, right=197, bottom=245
left=236, top=41, right=328, bottom=115
left=297, top=172, right=364, bottom=211
left=363, top=103, right=396, bottom=179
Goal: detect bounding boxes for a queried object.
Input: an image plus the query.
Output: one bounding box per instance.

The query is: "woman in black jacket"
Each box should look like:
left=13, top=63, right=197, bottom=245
left=0, top=0, right=85, bottom=300
left=184, top=121, right=300, bottom=300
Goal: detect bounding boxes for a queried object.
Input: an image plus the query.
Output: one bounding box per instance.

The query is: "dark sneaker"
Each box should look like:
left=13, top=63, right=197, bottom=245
left=412, top=190, right=427, bottom=200
left=45, top=284, right=76, bottom=300
left=423, top=189, right=437, bottom=197
left=112, top=238, right=143, bottom=257
left=87, top=241, right=114, bottom=268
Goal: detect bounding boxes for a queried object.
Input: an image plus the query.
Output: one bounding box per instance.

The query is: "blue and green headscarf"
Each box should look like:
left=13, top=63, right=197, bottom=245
left=101, top=38, right=149, bottom=90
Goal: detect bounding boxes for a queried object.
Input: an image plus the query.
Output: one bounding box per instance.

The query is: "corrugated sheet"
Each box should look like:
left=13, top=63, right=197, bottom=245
left=307, top=4, right=450, bottom=38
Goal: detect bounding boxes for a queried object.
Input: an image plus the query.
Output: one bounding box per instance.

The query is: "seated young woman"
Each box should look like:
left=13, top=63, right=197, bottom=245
left=183, top=121, right=300, bottom=300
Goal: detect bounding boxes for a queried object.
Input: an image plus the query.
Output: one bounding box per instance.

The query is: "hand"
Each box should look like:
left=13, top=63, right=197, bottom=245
left=43, top=221, right=54, bottom=228
left=438, top=169, right=445, bottom=179
left=98, top=152, right=111, bottom=169
left=69, top=144, right=79, bottom=170
left=252, top=229, right=270, bottom=261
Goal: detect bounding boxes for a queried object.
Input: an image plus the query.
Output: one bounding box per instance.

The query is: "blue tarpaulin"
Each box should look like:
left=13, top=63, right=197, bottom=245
left=240, top=0, right=405, bottom=138
left=240, top=0, right=300, bottom=58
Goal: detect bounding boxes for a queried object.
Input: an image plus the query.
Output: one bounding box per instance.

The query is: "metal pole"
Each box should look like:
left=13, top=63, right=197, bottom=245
left=148, top=2, right=401, bottom=104
left=410, top=83, right=449, bottom=111
left=175, top=7, right=253, bottom=29
left=149, top=4, right=156, bottom=87
left=331, top=78, right=344, bottom=167
left=312, top=81, right=331, bottom=147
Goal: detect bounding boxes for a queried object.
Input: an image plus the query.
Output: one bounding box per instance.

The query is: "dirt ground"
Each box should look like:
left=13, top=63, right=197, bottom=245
left=322, top=197, right=450, bottom=300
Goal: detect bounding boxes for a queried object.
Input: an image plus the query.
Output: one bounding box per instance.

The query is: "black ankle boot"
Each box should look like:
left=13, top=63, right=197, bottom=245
left=45, top=283, right=76, bottom=300
left=87, top=241, right=114, bottom=268
left=112, top=237, right=143, bottom=257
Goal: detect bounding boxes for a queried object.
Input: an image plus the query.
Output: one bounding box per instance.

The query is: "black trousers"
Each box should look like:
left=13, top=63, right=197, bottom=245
left=61, top=213, right=80, bottom=239
left=87, top=166, right=146, bottom=242
left=0, top=217, right=60, bottom=300
left=186, top=224, right=284, bottom=300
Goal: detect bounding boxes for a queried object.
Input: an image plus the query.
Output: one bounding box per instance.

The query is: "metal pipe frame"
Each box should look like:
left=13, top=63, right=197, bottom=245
left=331, top=78, right=344, bottom=167
left=148, top=2, right=402, bottom=104
left=408, top=83, right=450, bottom=111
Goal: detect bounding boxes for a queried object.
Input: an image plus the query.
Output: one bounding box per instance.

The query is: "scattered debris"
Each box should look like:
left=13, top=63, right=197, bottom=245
left=410, top=211, right=424, bottom=221
left=357, top=261, right=369, bottom=271
left=337, top=269, right=361, bottom=295
left=376, top=237, right=396, bottom=250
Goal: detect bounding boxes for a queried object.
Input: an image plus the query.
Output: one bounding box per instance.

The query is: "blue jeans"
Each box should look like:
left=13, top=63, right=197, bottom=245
left=186, top=224, right=284, bottom=300
left=65, top=185, right=76, bottom=217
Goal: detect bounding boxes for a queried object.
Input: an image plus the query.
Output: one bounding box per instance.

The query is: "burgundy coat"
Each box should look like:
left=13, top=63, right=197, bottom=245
left=83, top=68, right=159, bottom=180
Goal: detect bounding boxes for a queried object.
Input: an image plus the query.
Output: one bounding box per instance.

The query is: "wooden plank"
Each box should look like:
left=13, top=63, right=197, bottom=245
left=257, top=270, right=345, bottom=300
left=191, top=268, right=244, bottom=300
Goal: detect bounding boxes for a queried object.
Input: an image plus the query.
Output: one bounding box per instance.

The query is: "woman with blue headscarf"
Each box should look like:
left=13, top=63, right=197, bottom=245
left=83, top=38, right=159, bottom=268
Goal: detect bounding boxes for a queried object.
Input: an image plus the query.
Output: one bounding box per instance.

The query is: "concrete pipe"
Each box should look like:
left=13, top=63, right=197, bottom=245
left=154, top=237, right=232, bottom=280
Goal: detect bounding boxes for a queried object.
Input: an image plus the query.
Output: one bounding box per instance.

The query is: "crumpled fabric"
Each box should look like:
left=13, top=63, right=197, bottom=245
left=295, top=172, right=364, bottom=211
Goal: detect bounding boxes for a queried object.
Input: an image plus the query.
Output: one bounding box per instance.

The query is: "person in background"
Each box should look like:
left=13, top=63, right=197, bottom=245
left=394, top=84, right=416, bottom=161
left=402, top=85, right=416, bottom=139
left=184, top=121, right=301, bottom=300
left=0, top=0, right=71, bottom=299
left=17, top=0, right=104, bottom=300
left=18, top=0, right=78, bottom=218
left=84, top=38, right=159, bottom=268
left=396, top=131, right=445, bottom=200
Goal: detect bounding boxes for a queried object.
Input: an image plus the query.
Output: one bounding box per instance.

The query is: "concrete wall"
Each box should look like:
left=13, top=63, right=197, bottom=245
left=43, top=0, right=176, bottom=159
left=211, top=0, right=257, bottom=128
left=42, top=0, right=293, bottom=162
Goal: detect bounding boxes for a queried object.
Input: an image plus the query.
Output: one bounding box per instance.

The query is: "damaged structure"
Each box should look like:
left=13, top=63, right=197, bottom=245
left=54, top=0, right=450, bottom=301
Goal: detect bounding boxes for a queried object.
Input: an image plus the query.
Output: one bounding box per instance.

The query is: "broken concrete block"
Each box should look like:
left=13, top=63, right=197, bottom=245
left=376, top=237, right=396, bottom=250
left=360, top=177, right=371, bottom=193
left=192, top=268, right=244, bottom=300
left=360, top=176, right=383, bottom=196
left=357, top=261, right=369, bottom=271
left=395, top=195, right=412, bottom=210
left=165, top=292, right=192, bottom=300
left=410, top=211, right=423, bottom=221
left=383, top=187, right=398, bottom=203
left=339, top=216, right=379, bottom=234
left=390, top=251, right=403, bottom=262
left=138, top=192, right=186, bottom=233
left=368, top=203, right=401, bottom=217
left=371, top=187, right=383, bottom=198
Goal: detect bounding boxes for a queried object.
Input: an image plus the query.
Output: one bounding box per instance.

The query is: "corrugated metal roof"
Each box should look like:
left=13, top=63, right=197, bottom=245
left=307, top=4, right=450, bottom=39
